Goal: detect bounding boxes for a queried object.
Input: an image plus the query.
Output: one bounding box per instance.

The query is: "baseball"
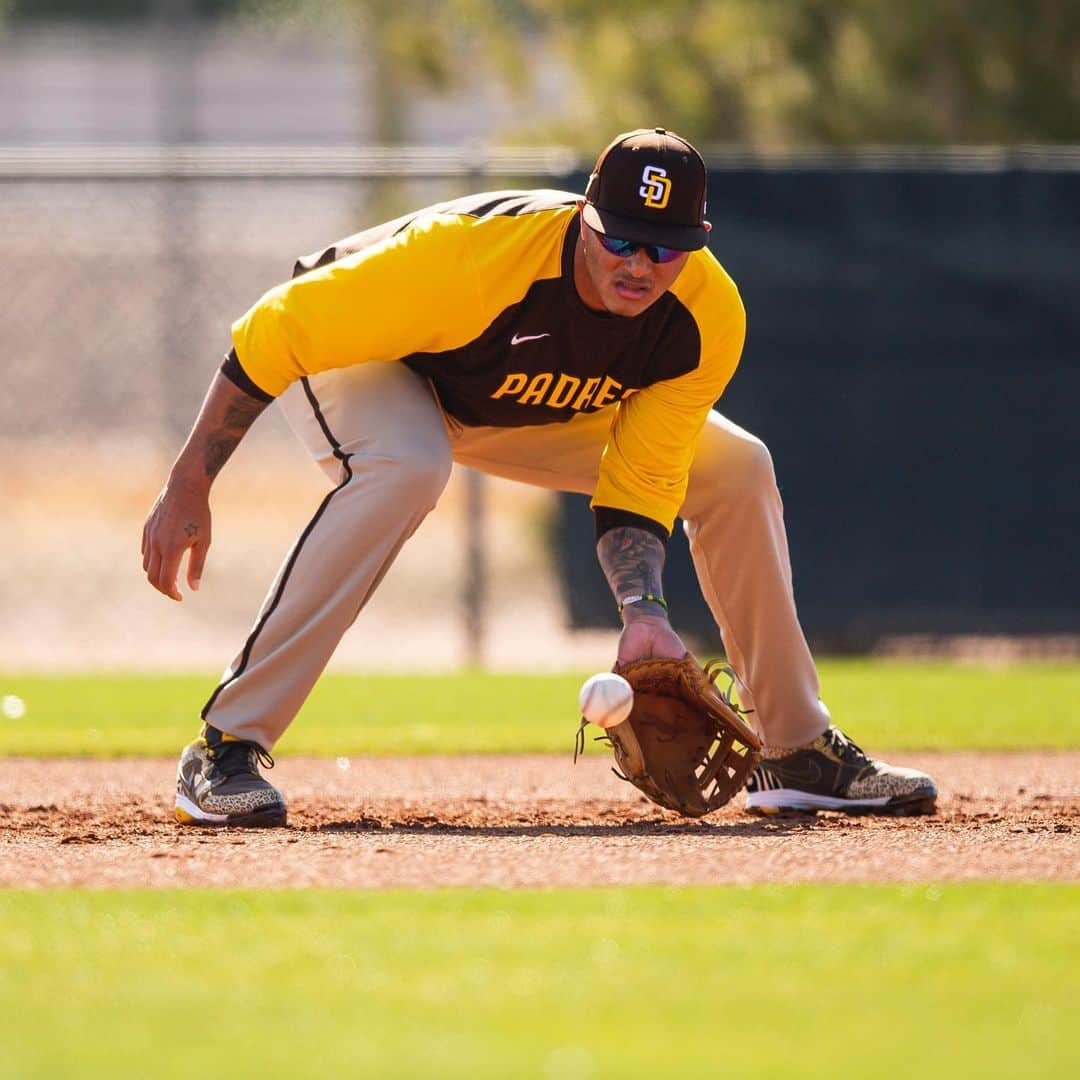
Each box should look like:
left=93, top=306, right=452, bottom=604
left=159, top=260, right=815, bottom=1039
left=578, top=672, right=634, bottom=729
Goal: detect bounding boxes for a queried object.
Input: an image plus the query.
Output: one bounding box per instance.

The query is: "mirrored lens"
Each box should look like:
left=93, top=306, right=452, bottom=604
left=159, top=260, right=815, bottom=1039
left=596, top=233, right=683, bottom=265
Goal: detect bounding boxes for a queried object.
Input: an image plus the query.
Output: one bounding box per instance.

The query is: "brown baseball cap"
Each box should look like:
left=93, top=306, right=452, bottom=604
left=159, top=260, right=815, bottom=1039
left=583, top=127, right=709, bottom=251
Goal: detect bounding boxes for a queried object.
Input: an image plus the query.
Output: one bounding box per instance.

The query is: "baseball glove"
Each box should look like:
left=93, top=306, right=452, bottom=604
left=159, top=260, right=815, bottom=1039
left=576, top=654, right=763, bottom=818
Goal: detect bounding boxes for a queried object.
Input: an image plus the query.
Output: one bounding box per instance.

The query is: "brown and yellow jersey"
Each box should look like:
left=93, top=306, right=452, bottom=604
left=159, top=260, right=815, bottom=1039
left=227, top=189, right=745, bottom=533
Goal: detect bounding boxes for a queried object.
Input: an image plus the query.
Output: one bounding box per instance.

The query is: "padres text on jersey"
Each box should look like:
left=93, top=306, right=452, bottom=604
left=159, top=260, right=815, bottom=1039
left=228, top=190, right=745, bottom=532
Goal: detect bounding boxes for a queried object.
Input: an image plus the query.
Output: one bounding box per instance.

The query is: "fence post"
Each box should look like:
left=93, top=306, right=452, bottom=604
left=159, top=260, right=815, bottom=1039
left=462, top=157, right=488, bottom=668
left=463, top=468, right=487, bottom=668
left=154, top=0, right=201, bottom=439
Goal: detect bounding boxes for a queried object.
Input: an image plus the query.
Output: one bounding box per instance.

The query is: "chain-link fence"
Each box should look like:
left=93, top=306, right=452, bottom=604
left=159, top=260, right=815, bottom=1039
left=1, top=147, right=617, bottom=673
left=8, top=146, right=1076, bottom=674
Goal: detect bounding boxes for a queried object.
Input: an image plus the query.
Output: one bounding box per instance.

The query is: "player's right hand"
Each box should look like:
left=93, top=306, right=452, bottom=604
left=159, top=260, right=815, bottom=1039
left=141, top=477, right=212, bottom=602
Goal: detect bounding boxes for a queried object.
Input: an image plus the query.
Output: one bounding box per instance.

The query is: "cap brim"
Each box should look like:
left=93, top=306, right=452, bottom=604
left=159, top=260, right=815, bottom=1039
left=582, top=203, right=709, bottom=251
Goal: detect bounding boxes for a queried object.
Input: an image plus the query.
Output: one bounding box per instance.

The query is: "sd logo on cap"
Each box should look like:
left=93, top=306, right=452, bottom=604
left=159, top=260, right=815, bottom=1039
left=584, top=127, right=710, bottom=251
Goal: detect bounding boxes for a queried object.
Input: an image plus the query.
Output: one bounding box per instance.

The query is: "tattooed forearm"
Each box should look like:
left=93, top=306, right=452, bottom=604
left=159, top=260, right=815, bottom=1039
left=171, top=371, right=271, bottom=489
left=202, top=397, right=267, bottom=480
left=597, top=527, right=667, bottom=617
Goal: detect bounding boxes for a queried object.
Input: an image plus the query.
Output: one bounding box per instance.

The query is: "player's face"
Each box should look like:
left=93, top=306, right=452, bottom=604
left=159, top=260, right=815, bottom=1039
left=574, top=209, right=690, bottom=318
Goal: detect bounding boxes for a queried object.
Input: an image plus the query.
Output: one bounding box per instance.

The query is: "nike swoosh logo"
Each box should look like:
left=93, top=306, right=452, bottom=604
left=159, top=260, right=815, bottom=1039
left=510, top=332, right=551, bottom=345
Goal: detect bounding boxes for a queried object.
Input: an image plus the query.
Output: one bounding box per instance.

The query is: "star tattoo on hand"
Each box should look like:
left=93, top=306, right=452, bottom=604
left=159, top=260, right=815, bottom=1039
left=184, top=523, right=199, bottom=538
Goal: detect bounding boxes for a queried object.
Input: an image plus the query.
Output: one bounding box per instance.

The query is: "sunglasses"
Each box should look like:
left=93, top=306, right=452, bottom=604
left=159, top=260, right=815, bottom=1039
left=595, top=232, right=685, bottom=265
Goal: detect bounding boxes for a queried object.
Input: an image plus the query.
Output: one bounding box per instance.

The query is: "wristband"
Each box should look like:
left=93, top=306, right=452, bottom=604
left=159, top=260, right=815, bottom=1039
left=617, top=593, right=668, bottom=615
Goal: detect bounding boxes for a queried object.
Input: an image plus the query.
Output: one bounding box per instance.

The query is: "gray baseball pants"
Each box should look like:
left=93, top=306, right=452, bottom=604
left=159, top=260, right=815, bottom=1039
left=203, top=361, right=832, bottom=750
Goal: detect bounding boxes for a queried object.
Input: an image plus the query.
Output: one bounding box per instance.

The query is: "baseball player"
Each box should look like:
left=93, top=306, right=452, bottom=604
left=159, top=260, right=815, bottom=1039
left=142, top=128, right=937, bottom=827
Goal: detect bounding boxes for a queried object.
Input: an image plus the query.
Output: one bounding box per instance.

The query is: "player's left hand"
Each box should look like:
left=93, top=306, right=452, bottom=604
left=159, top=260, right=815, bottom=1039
left=616, top=612, right=689, bottom=665
left=596, top=653, right=763, bottom=817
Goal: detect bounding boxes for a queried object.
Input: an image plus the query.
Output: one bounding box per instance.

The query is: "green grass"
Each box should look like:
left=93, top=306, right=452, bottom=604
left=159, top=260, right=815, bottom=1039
left=0, top=885, right=1075, bottom=1078
left=0, top=660, right=1078, bottom=756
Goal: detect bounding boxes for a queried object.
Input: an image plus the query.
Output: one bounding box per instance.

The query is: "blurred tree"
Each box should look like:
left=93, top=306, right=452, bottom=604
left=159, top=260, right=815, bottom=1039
left=6, top=0, right=1076, bottom=146
left=491, top=0, right=1080, bottom=146
left=345, top=0, right=459, bottom=142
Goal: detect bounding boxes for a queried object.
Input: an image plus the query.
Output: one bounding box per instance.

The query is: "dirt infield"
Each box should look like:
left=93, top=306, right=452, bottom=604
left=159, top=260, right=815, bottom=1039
left=1, top=753, right=1076, bottom=888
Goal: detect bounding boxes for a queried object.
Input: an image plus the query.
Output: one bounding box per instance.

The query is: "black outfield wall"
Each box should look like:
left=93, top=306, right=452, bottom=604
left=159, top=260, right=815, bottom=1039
left=555, top=163, right=1079, bottom=648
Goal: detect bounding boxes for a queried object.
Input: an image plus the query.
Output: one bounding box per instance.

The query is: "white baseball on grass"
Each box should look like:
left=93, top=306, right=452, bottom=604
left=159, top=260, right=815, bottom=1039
left=1, top=695, right=26, bottom=720
left=578, top=672, right=634, bottom=729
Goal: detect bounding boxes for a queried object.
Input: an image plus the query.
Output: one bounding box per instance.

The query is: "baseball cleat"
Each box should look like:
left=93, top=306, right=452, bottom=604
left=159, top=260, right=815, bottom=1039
left=175, top=724, right=287, bottom=827
left=745, top=725, right=937, bottom=816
